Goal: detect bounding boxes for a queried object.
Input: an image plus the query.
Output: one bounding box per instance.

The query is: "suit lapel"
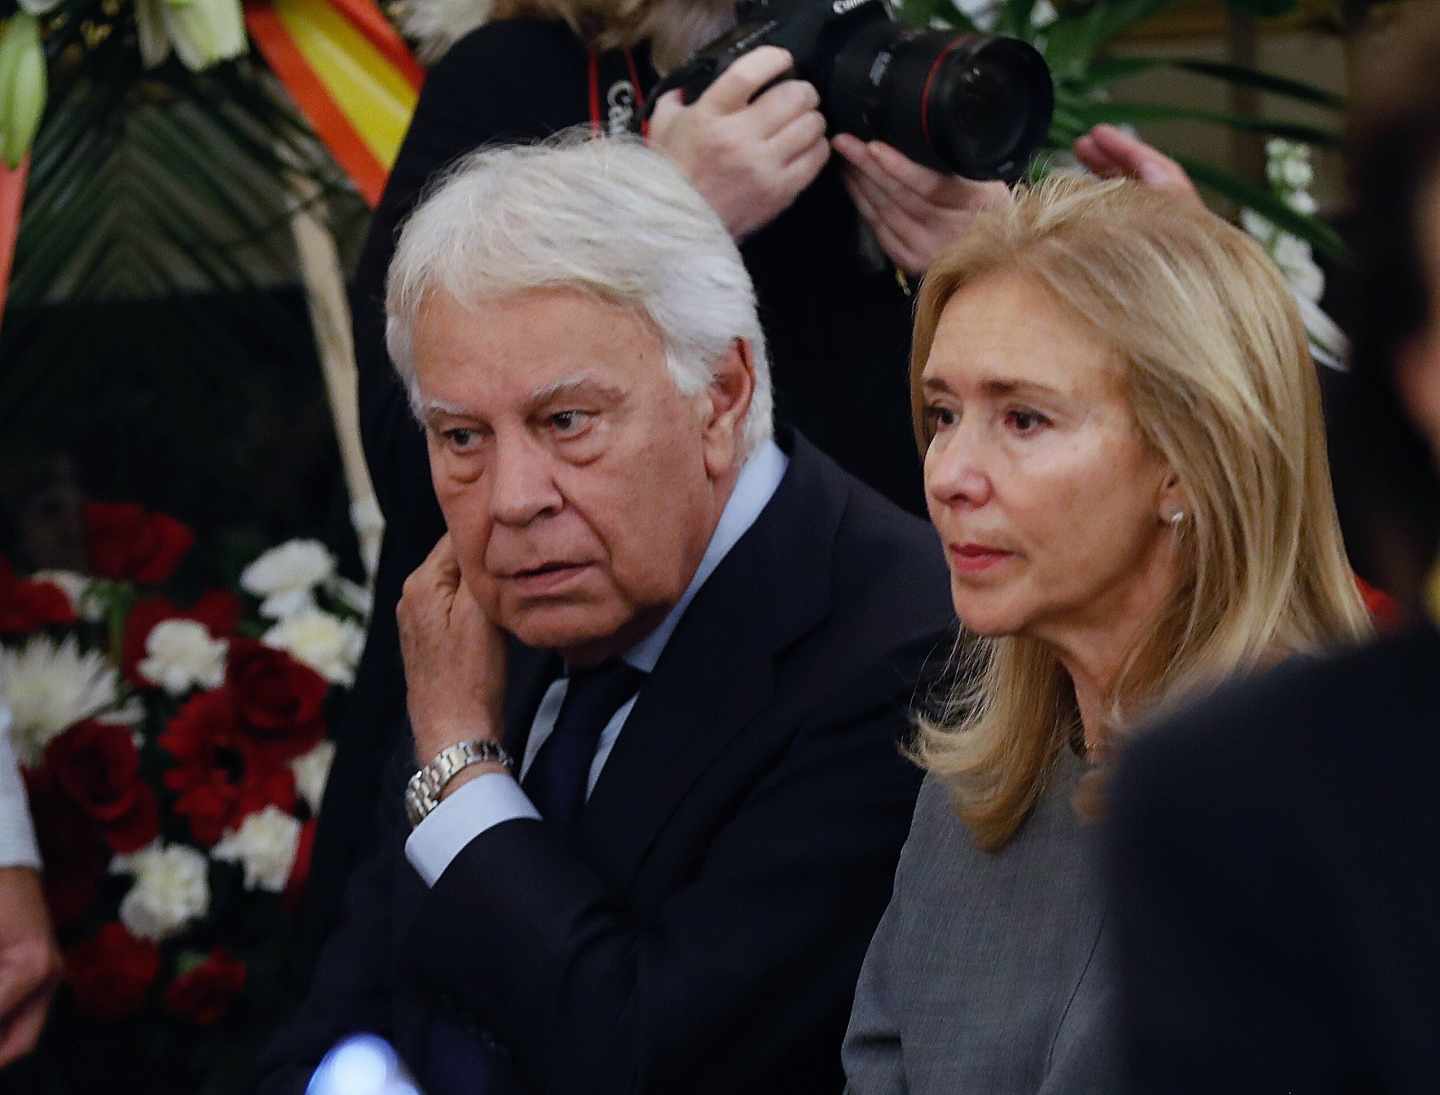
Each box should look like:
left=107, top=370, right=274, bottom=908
left=578, top=432, right=846, bottom=890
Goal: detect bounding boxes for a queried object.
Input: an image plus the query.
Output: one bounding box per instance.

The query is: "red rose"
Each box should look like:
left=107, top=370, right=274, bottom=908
left=23, top=767, right=110, bottom=933
left=85, top=502, right=194, bottom=585
left=226, top=640, right=327, bottom=763
left=0, top=557, right=76, bottom=633
left=164, top=948, right=247, bottom=1025
left=121, top=591, right=241, bottom=685
left=160, top=688, right=296, bottom=845
left=45, top=721, right=161, bottom=853
left=64, top=923, right=161, bottom=1022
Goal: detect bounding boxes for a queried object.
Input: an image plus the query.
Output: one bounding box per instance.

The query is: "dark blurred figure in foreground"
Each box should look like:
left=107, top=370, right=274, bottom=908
left=1108, top=10, right=1440, bottom=1092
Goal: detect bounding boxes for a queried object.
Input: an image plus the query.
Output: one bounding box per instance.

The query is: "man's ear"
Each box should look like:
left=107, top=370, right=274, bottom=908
left=700, top=338, right=756, bottom=479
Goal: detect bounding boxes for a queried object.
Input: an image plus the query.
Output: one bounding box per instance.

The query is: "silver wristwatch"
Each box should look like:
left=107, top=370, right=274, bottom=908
left=405, top=739, right=515, bottom=828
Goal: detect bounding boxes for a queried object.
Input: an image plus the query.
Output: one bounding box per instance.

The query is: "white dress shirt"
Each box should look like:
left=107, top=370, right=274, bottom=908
left=406, top=440, right=789, bottom=886
left=0, top=703, right=41, bottom=870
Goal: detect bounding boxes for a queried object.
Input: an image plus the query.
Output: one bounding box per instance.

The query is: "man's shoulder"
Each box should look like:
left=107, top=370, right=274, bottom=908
left=1113, top=624, right=1440, bottom=837
left=783, top=432, right=950, bottom=617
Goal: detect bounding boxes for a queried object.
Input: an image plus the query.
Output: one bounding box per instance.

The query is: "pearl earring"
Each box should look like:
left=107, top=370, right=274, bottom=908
left=1165, top=508, right=1185, bottom=527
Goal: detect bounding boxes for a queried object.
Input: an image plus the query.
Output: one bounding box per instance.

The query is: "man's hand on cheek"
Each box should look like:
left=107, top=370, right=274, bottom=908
left=648, top=46, right=830, bottom=240
left=833, top=134, right=1011, bottom=276
left=398, top=534, right=509, bottom=777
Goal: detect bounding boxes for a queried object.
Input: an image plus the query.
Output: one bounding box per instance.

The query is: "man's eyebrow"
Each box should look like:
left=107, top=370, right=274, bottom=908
left=526, top=375, right=625, bottom=408
left=419, top=396, right=476, bottom=422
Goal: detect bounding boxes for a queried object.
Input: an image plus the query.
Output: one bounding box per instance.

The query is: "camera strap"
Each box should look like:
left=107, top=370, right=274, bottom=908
left=588, top=47, right=649, bottom=139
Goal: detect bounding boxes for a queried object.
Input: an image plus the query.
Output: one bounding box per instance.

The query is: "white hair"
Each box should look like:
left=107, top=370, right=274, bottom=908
left=385, top=130, right=773, bottom=455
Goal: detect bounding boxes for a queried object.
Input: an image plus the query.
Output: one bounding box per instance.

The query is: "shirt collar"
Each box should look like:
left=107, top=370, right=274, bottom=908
left=622, top=438, right=788, bottom=674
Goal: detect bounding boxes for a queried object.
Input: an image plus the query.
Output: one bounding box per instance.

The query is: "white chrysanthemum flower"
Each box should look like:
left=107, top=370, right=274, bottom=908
left=290, top=740, right=336, bottom=814
left=211, top=806, right=302, bottom=893
left=0, top=635, right=121, bottom=765
left=112, top=841, right=211, bottom=941
left=137, top=619, right=228, bottom=696
left=241, top=540, right=337, bottom=619
left=98, top=697, right=146, bottom=729
left=30, top=569, right=103, bottom=622
left=262, top=609, right=363, bottom=686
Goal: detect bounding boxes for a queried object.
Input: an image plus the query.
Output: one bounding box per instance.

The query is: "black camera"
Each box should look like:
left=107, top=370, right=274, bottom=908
left=644, top=0, right=1054, bottom=181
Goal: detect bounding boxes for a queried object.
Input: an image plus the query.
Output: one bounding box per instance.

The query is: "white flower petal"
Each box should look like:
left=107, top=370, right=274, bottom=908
left=113, top=843, right=210, bottom=942
left=290, top=740, right=336, bottom=814
left=211, top=806, right=301, bottom=892
left=137, top=619, right=227, bottom=696
left=263, top=609, right=363, bottom=686
left=242, top=540, right=337, bottom=600
left=0, top=635, right=119, bottom=765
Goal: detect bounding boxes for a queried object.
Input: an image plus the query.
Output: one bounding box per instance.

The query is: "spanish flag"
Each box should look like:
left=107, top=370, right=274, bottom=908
left=245, top=0, right=424, bottom=207
left=0, top=155, right=26, bottom=328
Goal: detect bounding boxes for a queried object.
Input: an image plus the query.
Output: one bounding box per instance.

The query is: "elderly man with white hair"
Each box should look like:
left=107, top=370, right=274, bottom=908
left=258, top=132, right=951, bottom=1095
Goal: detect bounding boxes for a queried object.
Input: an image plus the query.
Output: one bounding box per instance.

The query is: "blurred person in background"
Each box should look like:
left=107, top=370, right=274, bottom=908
left=842, top=174, right=1370, bottom=1093
left=1108, top=9, right=1440, bottom=1090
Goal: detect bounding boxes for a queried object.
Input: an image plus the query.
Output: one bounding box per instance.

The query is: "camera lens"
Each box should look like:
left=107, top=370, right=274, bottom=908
left=829, top=28, right=1054, bottom=180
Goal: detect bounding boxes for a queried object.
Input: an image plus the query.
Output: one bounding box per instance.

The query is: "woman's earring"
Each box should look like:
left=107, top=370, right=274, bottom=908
left=1162, top=506, right=1185, bottom=527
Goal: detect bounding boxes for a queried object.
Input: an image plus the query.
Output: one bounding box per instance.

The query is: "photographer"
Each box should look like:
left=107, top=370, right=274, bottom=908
left=304, top=0, right=1016, bottom=956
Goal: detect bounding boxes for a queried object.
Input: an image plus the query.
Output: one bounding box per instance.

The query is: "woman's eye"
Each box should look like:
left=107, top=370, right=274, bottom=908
left=923, top=405, right=957, bottom=433
left=1005, top=409, right=1050, bottom=434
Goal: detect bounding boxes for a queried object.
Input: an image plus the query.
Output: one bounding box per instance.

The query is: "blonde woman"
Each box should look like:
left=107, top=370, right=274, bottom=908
left=842, top=175, right=1371, bottom=1093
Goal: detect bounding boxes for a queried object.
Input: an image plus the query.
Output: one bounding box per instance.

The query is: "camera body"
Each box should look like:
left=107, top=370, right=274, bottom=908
left=646, top=0, right=1053, bottom=181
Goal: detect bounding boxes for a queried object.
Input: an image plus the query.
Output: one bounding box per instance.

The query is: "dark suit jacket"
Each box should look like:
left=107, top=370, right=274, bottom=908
left=259, top=430, right=953, bottom=1094
left=1107, top=623, right=1440, bottom=1094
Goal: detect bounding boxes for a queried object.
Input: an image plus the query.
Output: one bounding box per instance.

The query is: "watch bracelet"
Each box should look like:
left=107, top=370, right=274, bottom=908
left=405, top=738, right=515, bottom=827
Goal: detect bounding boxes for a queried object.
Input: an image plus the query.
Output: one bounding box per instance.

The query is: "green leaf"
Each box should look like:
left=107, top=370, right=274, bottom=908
left=1044, top=0, right=1176, bottom=80
left=1070, top=100, right=1342, bottom=146
left=1080, top=54, right=1345, bottom=110
left=1175, top=154, right=1347, bottom=261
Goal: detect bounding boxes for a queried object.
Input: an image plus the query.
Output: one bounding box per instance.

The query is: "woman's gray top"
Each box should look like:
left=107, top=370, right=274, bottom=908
left=842, top=748, right=1121, bottom=1094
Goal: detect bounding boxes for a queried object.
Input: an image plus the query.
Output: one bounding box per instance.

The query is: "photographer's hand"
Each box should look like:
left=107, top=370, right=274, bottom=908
left=1073, top=124, right=1204, bottom=211
left=649, top=46, right=829, bottom=240
left=833, top=134, right=1010, bottom=276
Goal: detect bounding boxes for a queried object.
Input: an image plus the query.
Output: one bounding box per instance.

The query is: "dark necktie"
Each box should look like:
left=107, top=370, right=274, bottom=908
left=522, top=661, right=645, bottom=840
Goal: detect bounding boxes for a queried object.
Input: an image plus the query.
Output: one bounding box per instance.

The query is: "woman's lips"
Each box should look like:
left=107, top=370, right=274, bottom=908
left=947, top=544, right=1014, bottom=574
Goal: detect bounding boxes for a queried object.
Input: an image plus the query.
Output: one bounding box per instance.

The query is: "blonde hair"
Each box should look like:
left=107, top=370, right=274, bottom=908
left=910, top=175, right=1372, bottom=851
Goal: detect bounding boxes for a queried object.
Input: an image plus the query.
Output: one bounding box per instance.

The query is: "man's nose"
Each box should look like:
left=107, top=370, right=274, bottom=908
left=489, top=434, right=563, bottom=526
left=924, top=424, right=994, bottom=511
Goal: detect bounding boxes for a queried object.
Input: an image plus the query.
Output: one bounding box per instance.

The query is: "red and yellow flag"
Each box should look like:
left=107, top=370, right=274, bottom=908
left=246, top=0, right=424, bottom=207
left=0, top=155, right=27, bottom=329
